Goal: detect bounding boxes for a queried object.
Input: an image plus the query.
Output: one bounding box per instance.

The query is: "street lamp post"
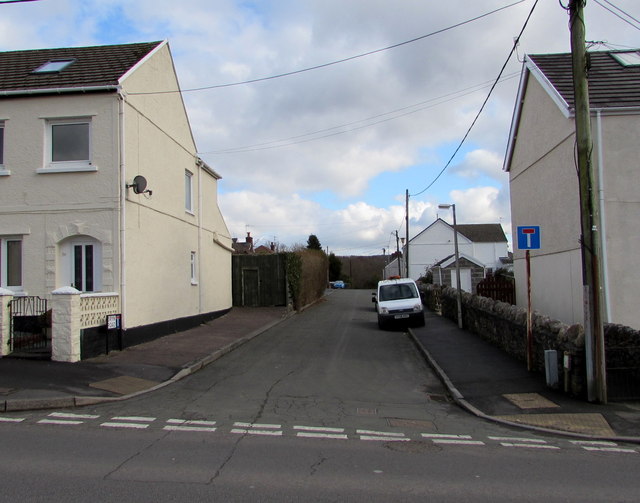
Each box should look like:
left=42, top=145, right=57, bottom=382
left=439, top=203, right=463, bottom=329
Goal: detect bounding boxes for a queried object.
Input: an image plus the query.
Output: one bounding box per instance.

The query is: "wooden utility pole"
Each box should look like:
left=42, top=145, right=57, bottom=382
left=395, top=230, right=401, bottom=277
left=569, top=0, right=606, bottom=402
left=405, top=190, right=410, bottom=279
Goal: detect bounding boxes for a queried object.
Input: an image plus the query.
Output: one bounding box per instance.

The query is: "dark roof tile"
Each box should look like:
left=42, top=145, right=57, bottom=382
left=529, top=50, right=640, bottom=110
left=0, top=41, right=162, bottom=94
left=456, top=223, right=507, bottom=243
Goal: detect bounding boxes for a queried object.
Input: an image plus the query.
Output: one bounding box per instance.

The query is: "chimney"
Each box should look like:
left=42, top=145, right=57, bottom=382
left=246, top=232, right=253, bottom=252
left=270, top=242, right=275, bottom=252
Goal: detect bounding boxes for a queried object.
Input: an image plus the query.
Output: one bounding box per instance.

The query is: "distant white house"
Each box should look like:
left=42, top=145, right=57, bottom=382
left=384, top=218, right=510, bottom=291
left=0, top=41, right=233, bottom=356
left=504, top=49, right=640, bottom=329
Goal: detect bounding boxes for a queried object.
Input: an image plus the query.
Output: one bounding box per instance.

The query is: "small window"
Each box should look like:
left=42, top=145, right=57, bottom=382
left=185, top=170, right=193, bottom=213
left=0, top=122, right=4, bottom=166
left=0, top=237, right=22, bottom=291
left=41, top=118, right=94, bottom=172
left=73, top=244, right=94, bottom=292
left=190, top=251, right=198, bottom=284
left=33, top=59, right=75, bottom=74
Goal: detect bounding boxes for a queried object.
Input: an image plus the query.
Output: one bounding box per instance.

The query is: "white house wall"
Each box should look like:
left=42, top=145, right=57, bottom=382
left=120, top=43, right=231, bottom=328
left=509, top=75, right=584, bottom=326
left=598, top=113, right=640, bottom=328
left=0, top=93, right=120, bottom=297
left=407, top=220, right=506, bottom=280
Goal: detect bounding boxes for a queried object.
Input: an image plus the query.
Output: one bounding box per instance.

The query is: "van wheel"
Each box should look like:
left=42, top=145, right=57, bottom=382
left=377, top=315, right=386, bottom=330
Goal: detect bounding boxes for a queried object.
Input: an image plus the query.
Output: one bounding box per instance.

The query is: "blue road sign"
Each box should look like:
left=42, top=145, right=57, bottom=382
left=517, top=226, right=541, bottom=250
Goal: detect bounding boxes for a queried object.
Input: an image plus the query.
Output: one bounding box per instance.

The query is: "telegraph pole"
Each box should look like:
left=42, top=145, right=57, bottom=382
left=569, top=0, right=606, bottom=402
left=405, top=190, right=410, bottom=279
left=395, top=230, right=401, bottom=277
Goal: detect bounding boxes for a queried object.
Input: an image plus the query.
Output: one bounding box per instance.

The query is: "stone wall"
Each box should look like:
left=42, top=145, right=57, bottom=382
left=421, top=284, right=640, bottom=399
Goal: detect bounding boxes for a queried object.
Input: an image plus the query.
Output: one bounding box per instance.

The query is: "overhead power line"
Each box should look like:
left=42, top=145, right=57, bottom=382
left=593, top=0, right=640, bottom=31
left=129, top=0, right=525, bottom=96
left=201, top=72, right=520, bottom=155
left=410, top=0, right=539, bottom=197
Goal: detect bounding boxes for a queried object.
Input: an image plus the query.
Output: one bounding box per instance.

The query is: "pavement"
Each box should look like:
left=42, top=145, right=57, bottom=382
left=1, top=301, right=639, bottom=442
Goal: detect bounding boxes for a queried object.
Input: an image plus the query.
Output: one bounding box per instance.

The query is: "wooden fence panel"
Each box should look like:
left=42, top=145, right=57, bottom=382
left=476, top=277, right=515, bottom=305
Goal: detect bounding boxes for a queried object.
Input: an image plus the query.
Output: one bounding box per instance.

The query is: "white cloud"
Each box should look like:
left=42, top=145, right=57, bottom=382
left=451, top=149, right=506, bottom=181
left=4, top=0, right=637, bottom=254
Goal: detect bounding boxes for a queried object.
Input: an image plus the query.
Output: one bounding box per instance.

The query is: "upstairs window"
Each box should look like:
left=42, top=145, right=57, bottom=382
left=0, top=122, right=4, bottom=166
left=41, top=118, right=95, bottom=173
left=185, top=170, right=194, bottom=213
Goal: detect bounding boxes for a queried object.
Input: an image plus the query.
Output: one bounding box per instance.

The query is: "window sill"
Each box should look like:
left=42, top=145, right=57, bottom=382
left=0, top=168, right=10, bottom=176
left=37, top=164, right=98, bottom=174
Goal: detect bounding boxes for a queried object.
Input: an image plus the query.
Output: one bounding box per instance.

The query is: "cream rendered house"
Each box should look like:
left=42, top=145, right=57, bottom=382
left=504, top=50, right=640, bottom=329
left=0, top=41, right=232, bottom=352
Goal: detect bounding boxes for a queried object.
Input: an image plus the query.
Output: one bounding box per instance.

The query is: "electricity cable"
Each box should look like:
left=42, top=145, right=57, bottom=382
left=410, top=0, right=539, bottom=197
left=129, top=1, right=525, bottom=95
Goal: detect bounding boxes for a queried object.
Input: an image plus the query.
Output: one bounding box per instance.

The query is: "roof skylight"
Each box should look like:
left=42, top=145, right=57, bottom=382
left=612, top=51, right=640, bottom=67
left=33, top=59, right=75, bottom=74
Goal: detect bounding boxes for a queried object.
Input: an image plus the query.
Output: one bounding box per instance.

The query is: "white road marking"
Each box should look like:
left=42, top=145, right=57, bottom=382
left=233, top=422, right=281, bottom=429
left=167, top=419, right=217, bottom=426
left=432, top=439, right=486, bottom=446
left=422, top=433, right=473, bottom=439
left=38, top=419, right=84, bottom=425
left=357, top=429, right=406, bottom=437
left=489, top=436, right=546, bottom=443
left=570, top=440, right=618, bottom=447
left=49, top=412, right=99, bottom=420
left=294, top=425, right=348, bottom=439
left=294, top=425, right=345, bottom=433
left=580, top=446, right=637, bottom=453
left=297, top=432, right=349, bottom=440
left=164, top=425, right=217, bottom=432
left=358, top=429, right=409, bottom=442
left=101, top=422, right=149, bottom=429
left=360, top=435, right=411, bottom=442
left=501, top=443, right=560, bottom=450
left=231, top=428, right=283, bottom=436
left=0, top=417, right=25, bottom=423
left=111, top=416, right=156, bottom=422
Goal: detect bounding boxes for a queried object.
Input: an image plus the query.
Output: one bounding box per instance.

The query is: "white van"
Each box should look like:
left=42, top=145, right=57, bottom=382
left=372, top=278, right=425, bottom=329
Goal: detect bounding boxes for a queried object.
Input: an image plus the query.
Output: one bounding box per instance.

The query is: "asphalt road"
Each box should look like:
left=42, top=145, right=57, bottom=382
left=1, top=290, right=639, bottom=501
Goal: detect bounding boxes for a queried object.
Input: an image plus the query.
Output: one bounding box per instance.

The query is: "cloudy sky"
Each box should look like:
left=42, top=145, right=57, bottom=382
left=2, top=0, right=638, bottom=254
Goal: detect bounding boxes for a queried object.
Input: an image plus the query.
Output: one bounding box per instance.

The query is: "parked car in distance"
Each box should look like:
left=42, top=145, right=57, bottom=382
left=372, top=278, right=424, bottom=329
left=332, top=281, right=345, bottom=289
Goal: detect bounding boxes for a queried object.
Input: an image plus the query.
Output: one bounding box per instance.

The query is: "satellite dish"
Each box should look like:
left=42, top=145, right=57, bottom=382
left=131, top=175, right=147, bottom=194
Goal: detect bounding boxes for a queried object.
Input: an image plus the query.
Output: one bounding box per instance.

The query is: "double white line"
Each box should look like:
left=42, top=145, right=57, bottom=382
left=231, top=422, right=283, bottom=436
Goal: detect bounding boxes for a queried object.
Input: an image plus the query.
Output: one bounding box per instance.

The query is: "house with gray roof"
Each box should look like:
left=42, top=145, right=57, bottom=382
left=384, top=218, right=509, bottom=291
left=504, top=49, right=640, bottom=330
left=0, top=41, right=233, bottom=360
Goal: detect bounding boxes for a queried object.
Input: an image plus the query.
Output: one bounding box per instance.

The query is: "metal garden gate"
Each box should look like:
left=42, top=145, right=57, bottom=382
left=9, top=296, right=50, bottom=353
